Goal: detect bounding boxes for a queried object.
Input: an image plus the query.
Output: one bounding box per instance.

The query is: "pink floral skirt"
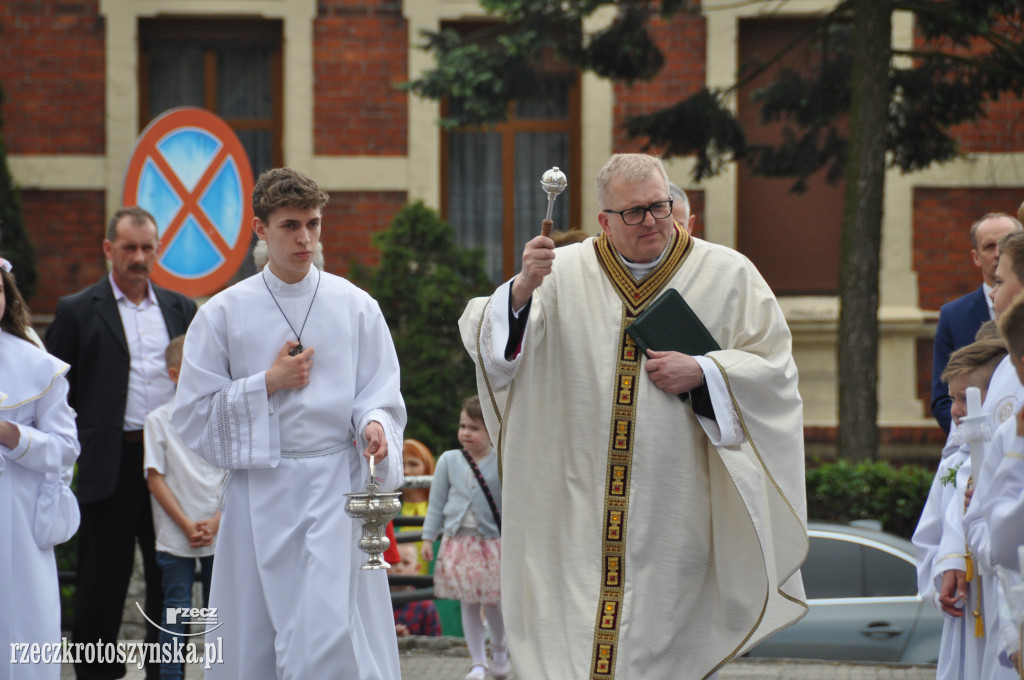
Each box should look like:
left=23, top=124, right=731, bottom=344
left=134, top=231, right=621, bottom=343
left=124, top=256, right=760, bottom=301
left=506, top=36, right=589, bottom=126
left=433, top=534, right=501, bottom=604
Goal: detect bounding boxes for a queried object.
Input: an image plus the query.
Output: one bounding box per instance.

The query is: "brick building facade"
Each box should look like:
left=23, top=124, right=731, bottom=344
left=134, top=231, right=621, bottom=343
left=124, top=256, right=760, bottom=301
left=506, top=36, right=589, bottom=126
left=4, top=0, right=1024, bottom=451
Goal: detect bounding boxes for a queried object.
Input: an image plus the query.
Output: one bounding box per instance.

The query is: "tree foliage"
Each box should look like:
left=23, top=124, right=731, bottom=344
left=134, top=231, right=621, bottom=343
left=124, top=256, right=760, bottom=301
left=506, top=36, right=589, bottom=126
left=0, top=81, right=37, bottom=300
left=350, top=202, right=493, bottom=457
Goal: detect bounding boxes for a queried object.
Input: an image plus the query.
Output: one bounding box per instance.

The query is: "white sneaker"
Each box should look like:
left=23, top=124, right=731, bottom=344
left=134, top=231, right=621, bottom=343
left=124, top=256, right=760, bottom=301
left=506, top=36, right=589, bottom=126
left=490, top=649, right=511, bottom=679
left=464, top=663, right=487, bottom=680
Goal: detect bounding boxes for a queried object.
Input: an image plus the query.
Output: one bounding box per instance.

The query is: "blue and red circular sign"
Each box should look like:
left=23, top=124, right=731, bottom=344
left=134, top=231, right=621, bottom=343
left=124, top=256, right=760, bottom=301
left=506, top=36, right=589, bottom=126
left=123, top=107, right=254, bottom=297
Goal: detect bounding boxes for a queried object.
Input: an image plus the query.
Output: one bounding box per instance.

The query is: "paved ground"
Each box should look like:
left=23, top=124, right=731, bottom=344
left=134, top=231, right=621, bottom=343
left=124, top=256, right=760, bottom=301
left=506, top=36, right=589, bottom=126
left=392, top=645, right=939, bottom=679
left=57, top=637, right=938, bottom=679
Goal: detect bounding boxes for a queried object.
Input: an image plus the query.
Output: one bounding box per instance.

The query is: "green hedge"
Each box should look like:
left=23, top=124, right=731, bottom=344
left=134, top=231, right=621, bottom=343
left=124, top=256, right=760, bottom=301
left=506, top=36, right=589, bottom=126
left=806, top=459, right=934, bottom=539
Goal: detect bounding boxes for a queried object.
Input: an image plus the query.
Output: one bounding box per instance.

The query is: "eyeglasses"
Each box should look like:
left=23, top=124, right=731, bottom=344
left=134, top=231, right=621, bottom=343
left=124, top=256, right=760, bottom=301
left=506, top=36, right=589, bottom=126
left=602, top=199, right=674, bottom=226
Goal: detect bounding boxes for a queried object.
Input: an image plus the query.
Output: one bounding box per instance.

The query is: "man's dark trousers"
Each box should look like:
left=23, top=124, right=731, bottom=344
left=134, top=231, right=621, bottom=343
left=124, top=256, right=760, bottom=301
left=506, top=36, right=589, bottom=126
left=72, top=440, right=163, bottom=680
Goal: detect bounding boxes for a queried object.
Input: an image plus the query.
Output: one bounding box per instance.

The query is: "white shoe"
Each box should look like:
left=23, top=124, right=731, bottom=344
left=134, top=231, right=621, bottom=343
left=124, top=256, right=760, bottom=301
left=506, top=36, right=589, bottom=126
left=490, top=649, right=511, bottom=679
left=464, top=663, right=487, bottom=680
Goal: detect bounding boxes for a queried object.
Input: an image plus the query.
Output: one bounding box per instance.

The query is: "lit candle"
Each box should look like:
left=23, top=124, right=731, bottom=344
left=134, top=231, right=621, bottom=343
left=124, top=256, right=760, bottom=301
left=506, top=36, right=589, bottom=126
left=967, top=386, right=982, bottom=418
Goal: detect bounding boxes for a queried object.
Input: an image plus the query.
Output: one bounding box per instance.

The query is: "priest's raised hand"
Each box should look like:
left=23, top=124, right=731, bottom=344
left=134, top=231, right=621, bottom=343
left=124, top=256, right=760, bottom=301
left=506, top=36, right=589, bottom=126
left=265, top=339, right=315, bottom=395
left=511, top=234, right=555, bottom=310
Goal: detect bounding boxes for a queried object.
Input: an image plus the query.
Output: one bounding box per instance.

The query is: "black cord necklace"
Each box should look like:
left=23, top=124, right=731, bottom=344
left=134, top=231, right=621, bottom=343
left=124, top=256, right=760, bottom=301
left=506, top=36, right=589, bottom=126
left=262, top=268, right=321, bottom=356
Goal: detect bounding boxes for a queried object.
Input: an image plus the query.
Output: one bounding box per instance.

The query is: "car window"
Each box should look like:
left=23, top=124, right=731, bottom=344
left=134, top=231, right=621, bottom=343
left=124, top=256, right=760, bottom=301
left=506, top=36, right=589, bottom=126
left=863, top=542, right=917, bottom=596
left=803, top=534, right=919, bottom=600
left=803, top=536, right=862, bottom=599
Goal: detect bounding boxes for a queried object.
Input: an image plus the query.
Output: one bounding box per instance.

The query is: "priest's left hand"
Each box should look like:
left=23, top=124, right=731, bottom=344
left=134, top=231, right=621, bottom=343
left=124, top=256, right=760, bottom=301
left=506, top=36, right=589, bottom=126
left=644, top=350, right=703, bottom=395
left=363, top=421, right=388, bottom=464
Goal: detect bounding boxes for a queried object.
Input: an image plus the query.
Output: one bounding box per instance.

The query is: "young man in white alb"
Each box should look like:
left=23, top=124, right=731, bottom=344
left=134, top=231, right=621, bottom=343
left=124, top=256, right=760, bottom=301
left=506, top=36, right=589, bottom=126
left=173, top=168, right=406, bottom=680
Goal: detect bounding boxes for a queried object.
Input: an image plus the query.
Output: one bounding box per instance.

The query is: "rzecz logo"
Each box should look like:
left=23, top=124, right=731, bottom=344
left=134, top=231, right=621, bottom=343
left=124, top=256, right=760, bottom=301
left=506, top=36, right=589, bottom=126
left=136, top=603, right=224, bottom=637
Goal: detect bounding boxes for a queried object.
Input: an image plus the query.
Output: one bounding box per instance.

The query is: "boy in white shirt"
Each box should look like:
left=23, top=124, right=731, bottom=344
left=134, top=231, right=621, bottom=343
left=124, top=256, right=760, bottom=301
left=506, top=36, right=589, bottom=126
left=145, top=335, right=227, bottom=680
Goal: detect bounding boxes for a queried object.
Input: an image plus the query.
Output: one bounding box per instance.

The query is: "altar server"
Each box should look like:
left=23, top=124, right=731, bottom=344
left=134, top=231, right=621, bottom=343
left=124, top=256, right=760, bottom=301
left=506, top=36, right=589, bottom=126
left=173, top=168, right=406, bottom=680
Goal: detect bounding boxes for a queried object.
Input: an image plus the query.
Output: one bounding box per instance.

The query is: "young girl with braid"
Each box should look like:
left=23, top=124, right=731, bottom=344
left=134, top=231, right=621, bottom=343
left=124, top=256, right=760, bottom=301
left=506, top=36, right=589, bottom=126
left=421, top=396, right=510, bottom=680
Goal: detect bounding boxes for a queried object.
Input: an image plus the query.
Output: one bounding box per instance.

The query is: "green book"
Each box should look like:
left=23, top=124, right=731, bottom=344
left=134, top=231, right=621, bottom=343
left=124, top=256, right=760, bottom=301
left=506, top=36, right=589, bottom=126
left=626, top=288, right=720, bottom=358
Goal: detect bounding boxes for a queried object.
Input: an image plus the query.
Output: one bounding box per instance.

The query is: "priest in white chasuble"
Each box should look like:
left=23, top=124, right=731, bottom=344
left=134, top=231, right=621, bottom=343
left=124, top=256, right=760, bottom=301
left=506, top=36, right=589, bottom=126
left=173, top=168, right=406, bottom=680
left=459, top=154, right=807, bottom=680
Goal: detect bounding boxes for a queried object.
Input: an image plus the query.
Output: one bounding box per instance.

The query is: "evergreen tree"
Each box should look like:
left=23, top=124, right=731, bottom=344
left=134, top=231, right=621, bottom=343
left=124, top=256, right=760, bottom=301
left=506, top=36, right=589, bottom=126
left=406, top=0, right=1024, bottom=460
left=351, top=201, right=494, bottom=456
left=0, top=82, right=36, bottom=300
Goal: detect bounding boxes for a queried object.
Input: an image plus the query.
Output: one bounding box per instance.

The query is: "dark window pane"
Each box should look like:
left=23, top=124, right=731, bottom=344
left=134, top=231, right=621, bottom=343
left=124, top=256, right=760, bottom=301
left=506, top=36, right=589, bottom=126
left=803, top=537, right=863, bottom=599
left=218, top=49, right=272, bottom=118
left=235, top=130, right=273, bottom=178
left=448, top=131, right=504, bottom=281
left=148, top=45, right=204, bottom=116
left=863, top=547, right=917, bottom=597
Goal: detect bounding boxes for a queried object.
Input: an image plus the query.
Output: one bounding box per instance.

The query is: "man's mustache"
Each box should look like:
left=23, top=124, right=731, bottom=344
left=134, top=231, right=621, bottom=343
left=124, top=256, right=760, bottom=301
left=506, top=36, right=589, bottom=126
left=128, top=264, right=149, bottom=273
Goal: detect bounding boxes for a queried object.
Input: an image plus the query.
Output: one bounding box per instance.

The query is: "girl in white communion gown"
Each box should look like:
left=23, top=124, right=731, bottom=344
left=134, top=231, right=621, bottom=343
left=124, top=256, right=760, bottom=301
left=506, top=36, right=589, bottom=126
left=0, top=259, right=80, bottom=680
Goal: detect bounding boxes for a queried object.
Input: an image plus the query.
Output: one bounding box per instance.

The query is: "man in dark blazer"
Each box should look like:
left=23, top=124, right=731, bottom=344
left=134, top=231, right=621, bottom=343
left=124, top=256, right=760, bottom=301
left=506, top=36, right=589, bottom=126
left=931, top=213, right=1021, bottom=434
left=47, top=207, right=197, bottom=680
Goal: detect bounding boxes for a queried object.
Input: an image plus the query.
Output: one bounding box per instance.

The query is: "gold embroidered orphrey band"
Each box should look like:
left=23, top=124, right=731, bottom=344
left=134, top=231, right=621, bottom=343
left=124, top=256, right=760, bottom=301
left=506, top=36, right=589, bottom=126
left=589, top=226, right=690, bottom=678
